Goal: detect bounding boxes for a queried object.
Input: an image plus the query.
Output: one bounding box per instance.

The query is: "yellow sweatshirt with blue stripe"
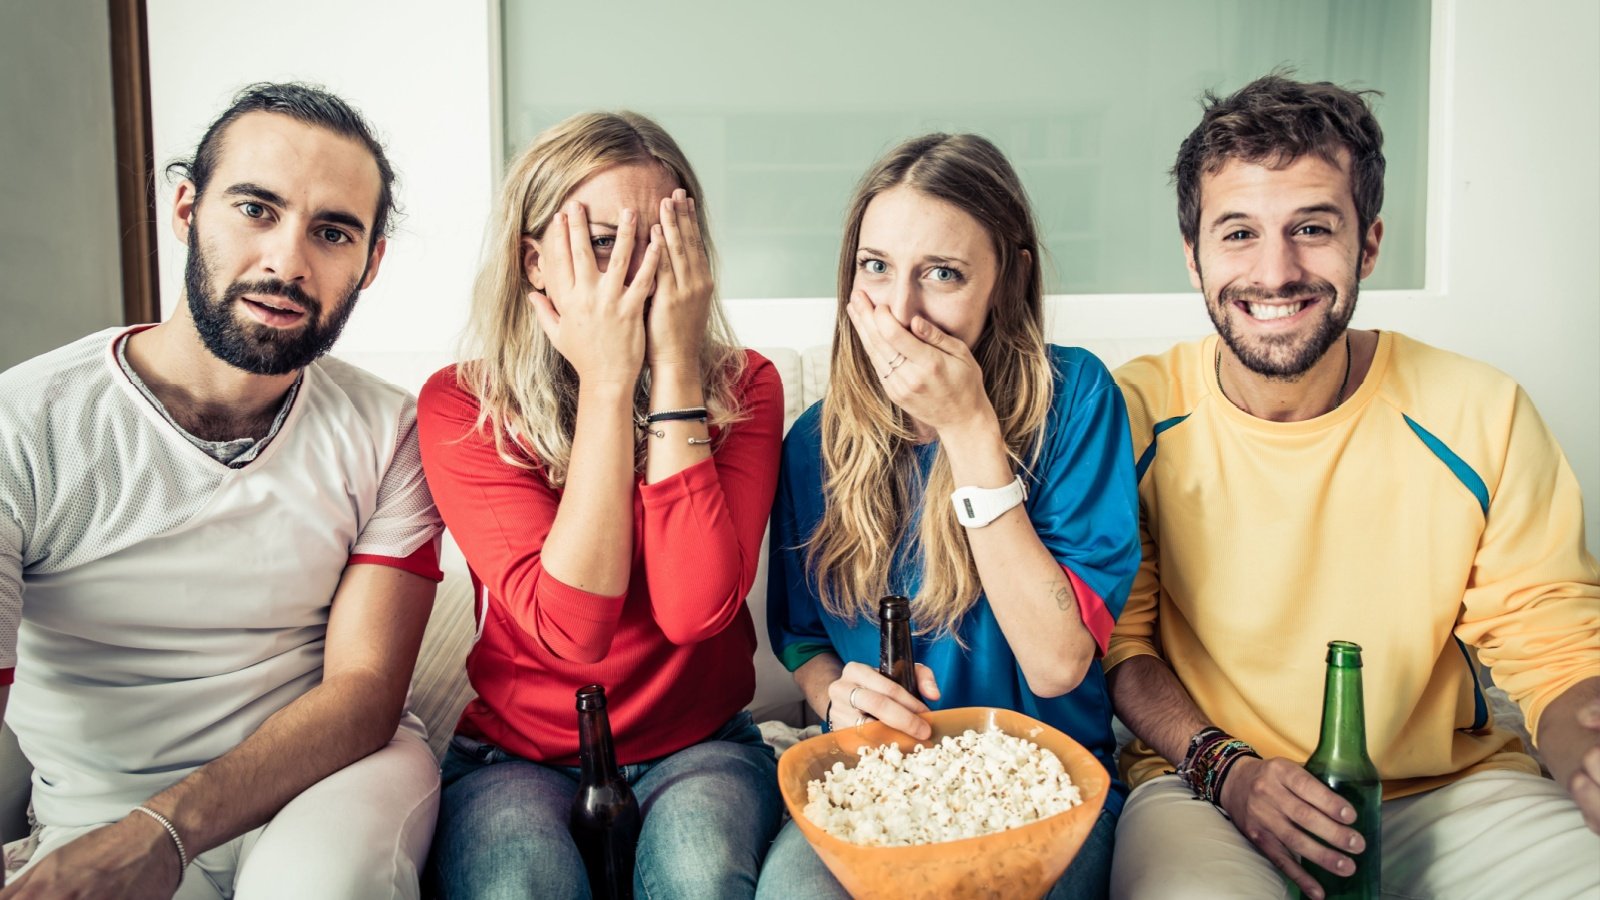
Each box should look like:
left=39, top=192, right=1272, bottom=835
left=1109, top=331, right=1600, bottom=798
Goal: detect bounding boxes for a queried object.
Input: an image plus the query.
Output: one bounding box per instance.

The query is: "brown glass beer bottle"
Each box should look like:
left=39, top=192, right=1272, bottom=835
left=570, top=684, right=641, bottom=900
left=878, top=595, right=921, bottom=701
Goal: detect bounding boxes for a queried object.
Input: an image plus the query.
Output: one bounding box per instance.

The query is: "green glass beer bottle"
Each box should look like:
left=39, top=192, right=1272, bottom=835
left=1303, top=640, right=1382, bottom=899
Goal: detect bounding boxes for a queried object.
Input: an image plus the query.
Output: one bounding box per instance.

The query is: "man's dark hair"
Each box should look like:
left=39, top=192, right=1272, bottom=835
left=1173, top=70, right=1385, bottom=250
left=167, top=82, right=399, bottom=249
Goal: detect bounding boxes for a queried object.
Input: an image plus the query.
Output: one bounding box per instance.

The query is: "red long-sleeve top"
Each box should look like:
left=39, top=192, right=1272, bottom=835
left=416, top=351, right=782, bottom=766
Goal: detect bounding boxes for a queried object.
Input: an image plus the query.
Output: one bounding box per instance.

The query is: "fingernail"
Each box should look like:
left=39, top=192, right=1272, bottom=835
left=1348, top=835, right=1361, bottom=850
left=621, top=209, right=633, bottom=222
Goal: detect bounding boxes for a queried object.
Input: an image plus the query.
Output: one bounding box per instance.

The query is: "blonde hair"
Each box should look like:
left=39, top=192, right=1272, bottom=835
left=459, top=111, right=746, bottom=484
left=806, top=134, right=1055, bottom=640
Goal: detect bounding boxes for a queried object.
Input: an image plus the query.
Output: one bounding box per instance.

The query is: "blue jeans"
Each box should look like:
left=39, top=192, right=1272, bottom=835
left=430, top=711, right=782, bottom=900
left=754, top=805, right=1118, bottom=900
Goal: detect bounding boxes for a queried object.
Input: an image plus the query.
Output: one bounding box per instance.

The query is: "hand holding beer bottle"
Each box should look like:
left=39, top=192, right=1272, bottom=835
left=823, top=596, right=940, bottom=739
left=1300, top=641, right=1382, bottom=899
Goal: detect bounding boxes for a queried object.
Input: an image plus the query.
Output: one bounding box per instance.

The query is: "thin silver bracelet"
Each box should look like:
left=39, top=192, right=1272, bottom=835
left=639, top=426, right=712, bottom=445
left=132, top=805, right=188, bottom=872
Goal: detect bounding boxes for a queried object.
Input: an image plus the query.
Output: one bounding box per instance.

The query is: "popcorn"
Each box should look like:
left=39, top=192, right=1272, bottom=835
left=803, top=728, right=1082, bottom=846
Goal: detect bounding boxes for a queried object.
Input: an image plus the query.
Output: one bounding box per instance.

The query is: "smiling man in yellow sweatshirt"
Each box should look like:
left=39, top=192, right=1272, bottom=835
left=1107, top=73, right=1600, bottom=900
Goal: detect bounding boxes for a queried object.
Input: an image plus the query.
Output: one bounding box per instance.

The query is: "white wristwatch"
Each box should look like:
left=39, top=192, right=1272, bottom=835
left=951, top=476, right=1028, bottom=528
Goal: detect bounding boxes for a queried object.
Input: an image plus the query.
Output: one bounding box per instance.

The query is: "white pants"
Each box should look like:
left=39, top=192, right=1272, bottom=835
left=1111, top=771, right=1600, bottom=900
left=22, top=717, right=440, bottom=900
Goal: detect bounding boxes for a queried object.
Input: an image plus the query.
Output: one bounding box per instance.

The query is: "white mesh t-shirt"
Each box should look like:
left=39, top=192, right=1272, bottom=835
left=0, top=326, right=442, bottom=826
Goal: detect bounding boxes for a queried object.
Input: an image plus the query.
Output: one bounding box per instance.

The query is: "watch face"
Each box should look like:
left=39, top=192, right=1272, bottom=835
left=962, top=498, right=977, bottom=520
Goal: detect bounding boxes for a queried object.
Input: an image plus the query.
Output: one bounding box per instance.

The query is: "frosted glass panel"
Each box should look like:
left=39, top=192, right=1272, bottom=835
left=501, top=0, right=1428, bottom=296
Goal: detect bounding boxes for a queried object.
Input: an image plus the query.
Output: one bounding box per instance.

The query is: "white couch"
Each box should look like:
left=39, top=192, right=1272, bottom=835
left=1, top=312, right=1539, bottom=859
left=0, top=319, right=1195, bottom=851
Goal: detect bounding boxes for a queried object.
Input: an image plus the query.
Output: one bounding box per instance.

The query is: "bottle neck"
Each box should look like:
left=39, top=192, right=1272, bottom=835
left=577, top=706, right=619, bottom=782
left=1315, top=664, right=1369, bottom=759
left=880, top=620, right=912, bottom=660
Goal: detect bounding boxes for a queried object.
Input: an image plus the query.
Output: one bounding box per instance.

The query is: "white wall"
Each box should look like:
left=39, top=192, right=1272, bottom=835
left=0, top=0, right=124, bottom=370
left=1370, top=0, right=1600, bottom=555
left=146, top=0, right=497, bottom=390
left=143, top=0, right=1598, bottom=556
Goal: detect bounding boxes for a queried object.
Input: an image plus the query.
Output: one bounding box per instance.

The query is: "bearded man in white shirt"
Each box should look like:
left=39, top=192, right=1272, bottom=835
left=0, top=82, right=443, bottom=900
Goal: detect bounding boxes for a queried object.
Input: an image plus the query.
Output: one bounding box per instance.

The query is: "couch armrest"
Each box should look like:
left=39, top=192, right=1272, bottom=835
left=0, top=723, right=28, bottom=843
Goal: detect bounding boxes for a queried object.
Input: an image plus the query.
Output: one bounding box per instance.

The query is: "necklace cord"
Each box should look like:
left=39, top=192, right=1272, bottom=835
left=1215, top=332, right=1352, bottom=416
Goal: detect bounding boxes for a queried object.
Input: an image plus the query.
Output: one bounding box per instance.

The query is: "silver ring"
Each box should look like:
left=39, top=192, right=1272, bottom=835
left=848, top=686, right=863, bottom=711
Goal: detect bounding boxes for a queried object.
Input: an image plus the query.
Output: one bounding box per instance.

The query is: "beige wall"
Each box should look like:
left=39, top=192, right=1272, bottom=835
left=0, top=0, right=124, bottom=370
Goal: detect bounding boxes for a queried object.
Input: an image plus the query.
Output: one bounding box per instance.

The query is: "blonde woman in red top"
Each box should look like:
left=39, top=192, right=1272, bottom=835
left=417, top=111, right=783, bottom=899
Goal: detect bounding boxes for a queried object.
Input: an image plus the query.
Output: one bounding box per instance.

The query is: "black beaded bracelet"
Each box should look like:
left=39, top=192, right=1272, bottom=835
left=645, top=406, right=708, bottom=424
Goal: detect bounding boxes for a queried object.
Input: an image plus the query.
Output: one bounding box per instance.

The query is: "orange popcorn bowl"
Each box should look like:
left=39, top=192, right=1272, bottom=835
left=777, top=706, right=1109, bottom=900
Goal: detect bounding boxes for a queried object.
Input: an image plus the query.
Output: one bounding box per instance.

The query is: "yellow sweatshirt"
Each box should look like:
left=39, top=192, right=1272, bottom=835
left=1109, top=331, right=1600, bottom=798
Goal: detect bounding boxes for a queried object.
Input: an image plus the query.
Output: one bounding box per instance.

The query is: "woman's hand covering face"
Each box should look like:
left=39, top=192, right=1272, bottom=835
left=527, top=200, right=660, bottom=388
left=646, top=188, right=714, bottom=371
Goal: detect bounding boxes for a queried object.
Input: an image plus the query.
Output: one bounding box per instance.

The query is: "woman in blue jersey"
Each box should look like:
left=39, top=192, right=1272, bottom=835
left=755, top=134, right=1140, bottom=900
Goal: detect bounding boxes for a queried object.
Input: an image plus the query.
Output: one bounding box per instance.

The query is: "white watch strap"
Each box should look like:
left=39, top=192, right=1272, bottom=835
left=951, top=476, right=1028, bottom=528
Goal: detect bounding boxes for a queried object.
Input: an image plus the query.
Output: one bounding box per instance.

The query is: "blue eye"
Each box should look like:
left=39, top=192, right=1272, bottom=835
left=929, top=266, right=961, bottom=283
left=592, top=235, right=616, bottom=251
left=858, top=258, right=887, bottom=275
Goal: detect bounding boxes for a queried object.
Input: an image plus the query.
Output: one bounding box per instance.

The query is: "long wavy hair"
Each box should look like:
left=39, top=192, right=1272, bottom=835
left=805, top=134, right=1054, bottom=639
left=459, top=111, right=746, bottom=484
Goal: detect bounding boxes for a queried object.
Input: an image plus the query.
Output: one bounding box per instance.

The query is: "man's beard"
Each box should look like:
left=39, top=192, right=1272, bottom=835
left=1204, top=274, right=1357, bottom=381
left=185, top=222, right=363, bottom=376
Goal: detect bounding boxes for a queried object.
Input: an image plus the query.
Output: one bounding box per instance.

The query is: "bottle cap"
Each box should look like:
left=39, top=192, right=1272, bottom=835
left=1326, top=640, right=1364, bottom=667
left=880, top=595, right=911, bottom=621
left=576, top=683, right=608, bottom=710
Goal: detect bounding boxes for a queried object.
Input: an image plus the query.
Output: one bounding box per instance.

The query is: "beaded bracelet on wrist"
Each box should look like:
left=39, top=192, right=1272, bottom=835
left=1175, top=725, right=1261, bottom=809
left=131, top=805, right=188, bottom=873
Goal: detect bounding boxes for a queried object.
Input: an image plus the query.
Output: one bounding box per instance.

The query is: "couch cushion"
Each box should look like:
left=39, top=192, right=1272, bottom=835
left=409, top=570, right=479, bottom=760
left=801, top=346, right=830, bottom=418
left=0, top=724, right=27, bottom=844
left=754, top=346, right=804, bottom=434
